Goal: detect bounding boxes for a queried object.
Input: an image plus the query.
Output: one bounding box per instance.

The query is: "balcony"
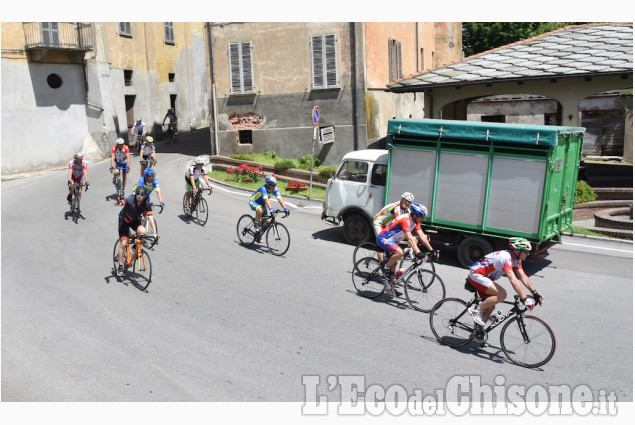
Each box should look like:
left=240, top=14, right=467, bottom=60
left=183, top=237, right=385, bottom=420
left=23, top=22, right=93, bottom=61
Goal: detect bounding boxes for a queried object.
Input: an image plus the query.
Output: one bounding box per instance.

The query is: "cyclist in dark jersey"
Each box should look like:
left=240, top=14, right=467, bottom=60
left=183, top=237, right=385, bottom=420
left=116, top=187, right=154, bottom=277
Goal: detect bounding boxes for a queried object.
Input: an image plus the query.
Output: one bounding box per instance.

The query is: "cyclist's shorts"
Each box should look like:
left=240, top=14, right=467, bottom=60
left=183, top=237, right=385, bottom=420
left=249, top=200, right=266, bottom=212
left=115, top=161, right=128, bottom=174
left=376, top=234, right=400, bottom=254
left=142, top=153, right=153, bottom=160
left=184, top=176, right=201, bottom=192
left=71, top=175, right=85, bottom=184
left=467, top=273, right=495, bottom=299
left=118, top=217, right=142, bottom=239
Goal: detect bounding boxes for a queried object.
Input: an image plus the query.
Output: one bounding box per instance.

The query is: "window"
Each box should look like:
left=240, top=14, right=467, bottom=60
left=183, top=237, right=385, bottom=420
left=336, top=161, right=368, bottom=183
left=47, top=74, right=62, bottom=89
left=481, top=115, right=505, bottom=123
left=238, top=130, right=253, bottom=144
left=164, top=22, right=174, bottom=44
left=118, top=22, right=132, bottom=37
left=370, top=164, right=387, bottom=186
left=389, top=38, right=402, bottom=82
left=228, top=41, right=254, bottom=94
left=124, top=69, right=133, bottom=86
left=168, top=73, right=175, bottom=82
left=311, top=34, right=338, bottom=89
left=41, top=22, right=59, bottom=47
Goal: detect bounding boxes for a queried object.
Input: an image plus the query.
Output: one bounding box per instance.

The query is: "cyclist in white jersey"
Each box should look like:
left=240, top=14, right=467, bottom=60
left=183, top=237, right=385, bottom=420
left=139, top=136, right=156, bottom=175
left=67, top=152, right=89, bottom=204
left=130, top=117, right=147, bottom=148
left=184, top=157, right=213, bottom=214
left=372, top=192, right=417, bottom=262
left=467, top=237, right=544, bottom=326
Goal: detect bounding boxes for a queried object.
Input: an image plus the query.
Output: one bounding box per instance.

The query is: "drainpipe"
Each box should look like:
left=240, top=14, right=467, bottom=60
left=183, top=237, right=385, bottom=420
left=206, top=22, right=220, bottom=155
left=350, top=22, right=359, bottom=151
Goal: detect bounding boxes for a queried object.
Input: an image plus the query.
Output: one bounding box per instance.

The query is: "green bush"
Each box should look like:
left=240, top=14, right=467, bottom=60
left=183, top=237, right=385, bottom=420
left=265, top=151, right=278, bottom=160
left=229, top=154, right=254, bottom=161
left=319, top=165, right=338, bottom=179
left=274, top=159, right=298, bottom=171
left=576, top=180, right=597, bottom=204
left=298, top=154, right=321, bottom=168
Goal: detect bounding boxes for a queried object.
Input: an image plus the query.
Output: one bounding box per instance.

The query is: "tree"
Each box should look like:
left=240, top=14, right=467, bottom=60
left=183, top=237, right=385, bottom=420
left=462, top=22, right=588, bottom=57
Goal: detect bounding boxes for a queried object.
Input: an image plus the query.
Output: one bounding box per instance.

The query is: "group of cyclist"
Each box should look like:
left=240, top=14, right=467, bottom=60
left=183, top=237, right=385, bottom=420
left=371, top=191, right=544, bottom=321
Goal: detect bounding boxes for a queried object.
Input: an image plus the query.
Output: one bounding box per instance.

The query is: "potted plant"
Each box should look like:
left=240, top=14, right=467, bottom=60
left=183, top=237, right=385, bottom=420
left=286, top=181, right=308, bottom=192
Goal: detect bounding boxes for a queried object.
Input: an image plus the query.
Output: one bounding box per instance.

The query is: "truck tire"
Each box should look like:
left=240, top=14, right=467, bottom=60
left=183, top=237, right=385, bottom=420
left=457, top=236, right=493, bottom=268
left=343, top=213, right=372, bottom=245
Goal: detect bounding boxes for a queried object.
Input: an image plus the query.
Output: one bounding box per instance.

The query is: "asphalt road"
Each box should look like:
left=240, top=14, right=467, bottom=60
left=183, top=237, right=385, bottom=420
left=2, top=135, right=633, bottom=413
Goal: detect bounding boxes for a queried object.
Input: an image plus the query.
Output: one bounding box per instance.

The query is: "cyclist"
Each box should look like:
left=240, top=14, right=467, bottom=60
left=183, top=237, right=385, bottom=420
left=132, top=167, right=164, bottom=235
left=116, top=186, right=155, bottom=277
left=184, top=157, right=213, bottom=214
left=162, top=108, right=177, bottom=134
left=110, top=138, right=130, bottom=202
left=376, top=203, right=434, bottom=295
left=249, top=175, right=290, bottom=234
left=129, top=117, right=147, bottom=149
left=139, top=135, right=156, bottom=175
left=467, top=237, right=545, bottom=326
left=372, top=191, right=415, bottom=262
left=67, top=152, right=89, bottom=205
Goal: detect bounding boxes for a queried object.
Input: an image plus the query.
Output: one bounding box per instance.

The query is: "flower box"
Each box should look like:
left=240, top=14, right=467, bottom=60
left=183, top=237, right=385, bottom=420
left=286, top=181, right=308, bottom=192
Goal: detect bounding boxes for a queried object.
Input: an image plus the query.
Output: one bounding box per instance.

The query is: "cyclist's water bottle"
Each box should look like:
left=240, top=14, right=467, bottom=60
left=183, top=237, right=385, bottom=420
left=395, top=269, right=404, bottom=278
left=488, top=310, right=504, bottom=324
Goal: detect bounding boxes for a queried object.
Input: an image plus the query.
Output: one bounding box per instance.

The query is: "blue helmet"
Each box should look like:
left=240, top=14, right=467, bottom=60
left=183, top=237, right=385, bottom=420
left=410, top=203, right=428, bottom=218
left=265, top=176, right=277, bottom=185
left=144, top=168, right=155, bottom=177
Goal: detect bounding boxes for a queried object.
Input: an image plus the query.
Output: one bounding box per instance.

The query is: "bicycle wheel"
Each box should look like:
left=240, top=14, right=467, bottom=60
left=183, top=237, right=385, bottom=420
left=194, top=197, right=209, bottom=226
left=500, top=315, right=556, bottom=368
left=237, top=214, right=257, bottom=246
left=429, top=298, right=474, bottom=347
left=266, top=222, right=290, bottom=256
left=72, top=193, right=80, bottom=223
left=403, top=269, right=446, bottom=313
left=112, top=239, right=129, bottom=271
left=131, top=249, right=152, bottom=290
left=352, top=257, right=386, bottom=298
left=353, top=241, right=380, bottom=272
left=143, top=217, right=157, bottom=247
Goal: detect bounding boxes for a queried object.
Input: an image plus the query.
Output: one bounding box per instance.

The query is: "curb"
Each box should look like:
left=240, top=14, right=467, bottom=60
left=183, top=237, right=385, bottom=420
left=208, top=177, right=325, bottom=203
left=562, top=232, right=633, bottom=244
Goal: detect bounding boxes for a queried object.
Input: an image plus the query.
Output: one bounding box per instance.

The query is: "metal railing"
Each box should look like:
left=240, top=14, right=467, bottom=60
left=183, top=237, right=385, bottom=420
left=23, top=22, right=93, bottom=51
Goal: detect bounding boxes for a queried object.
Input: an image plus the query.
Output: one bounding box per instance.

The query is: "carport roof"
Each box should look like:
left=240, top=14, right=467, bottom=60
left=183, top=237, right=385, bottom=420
left=387, top=23, right=633, bottom=92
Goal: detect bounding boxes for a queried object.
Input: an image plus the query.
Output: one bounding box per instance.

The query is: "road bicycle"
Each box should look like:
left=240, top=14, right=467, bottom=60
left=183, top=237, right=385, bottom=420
left=68, top=182, right=89, bottom=223
left=352, top=252, right=445, bottom=312
left=141, top=202, right=164, bottom=247
left=163, top=123, right=178, bottom=144
left=110, top=165, right=128, bottom=204
left=236, top=209, right=291, bottom=256
left=182, top=187, right=212, bottom=226
left=353, top=240, right=436, bottom=275
left=429, top=282, right=555, bottom=368
left=112, top=232, right=158, bottom=290
left=133, top=135, right=143, bottom=156
left=139, top=157, right=157, bottom=176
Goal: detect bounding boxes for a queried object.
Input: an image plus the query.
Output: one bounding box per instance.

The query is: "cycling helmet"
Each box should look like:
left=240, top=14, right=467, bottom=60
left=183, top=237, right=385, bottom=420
left=116, top=138, right=124, bottom=145
left=168, top=108, right=173, bottom=113
left=144, top=168, right=155, bottom=177
left=136, top=186, right=149, bottom=197
left=194, top=157, right=205, bottom=165
left=401, top=192, right=415, bottom=202
left=265, top=176, right=278, bottom=185
left=136, top=117, right=142, bottom=122
left=410, top=203, right=427, bottom=218
left=509, top=237, right=532, bottom=251
left=145, top=136, right=154, bottom=143
left=74, top=152, right=83, bottom=160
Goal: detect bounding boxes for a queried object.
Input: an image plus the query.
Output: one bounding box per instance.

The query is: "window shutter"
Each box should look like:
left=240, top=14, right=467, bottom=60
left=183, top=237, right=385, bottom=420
left=41, top=22, right=51, bottom=45
left=388, top=39, right=394, bottom=82
left=241, top=42, right=253, bottom=92
left=396, top=41, right=402, bottom=79
left=41, top=22, right=59, bottom=46
left=228, top=43, right=242, bottom=93
left=164, top=22, right=174, bottom=43
left=325, top=34, right=338, bottom=87
left=311, top=35, right=324, bottom=88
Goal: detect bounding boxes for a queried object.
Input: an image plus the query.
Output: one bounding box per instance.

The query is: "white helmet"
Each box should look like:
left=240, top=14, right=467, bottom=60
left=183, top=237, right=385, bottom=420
left=116, top=138, right=125, bottom=145
left=195, top=157, right=205, bottom=165
left=401, top=192, right=415, bottom=202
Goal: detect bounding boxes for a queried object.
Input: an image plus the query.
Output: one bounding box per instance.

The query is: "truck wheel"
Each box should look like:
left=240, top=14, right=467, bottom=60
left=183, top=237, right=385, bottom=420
left=343, top=213, right=372, bottom=245
left=457, top=236, right=493, bottom=268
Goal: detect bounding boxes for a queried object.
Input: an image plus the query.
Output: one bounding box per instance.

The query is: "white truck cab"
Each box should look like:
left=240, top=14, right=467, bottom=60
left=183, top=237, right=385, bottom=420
left=321, top=149, right=389, bottom=244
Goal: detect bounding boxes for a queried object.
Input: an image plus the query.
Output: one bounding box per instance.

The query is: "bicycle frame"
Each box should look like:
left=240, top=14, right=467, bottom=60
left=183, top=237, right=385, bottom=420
left=455, top=294, right=533, bottom=340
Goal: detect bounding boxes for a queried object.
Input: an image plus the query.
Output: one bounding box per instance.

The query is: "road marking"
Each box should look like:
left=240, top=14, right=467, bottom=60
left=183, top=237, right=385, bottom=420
left=562, top=242, right=632, bottom=253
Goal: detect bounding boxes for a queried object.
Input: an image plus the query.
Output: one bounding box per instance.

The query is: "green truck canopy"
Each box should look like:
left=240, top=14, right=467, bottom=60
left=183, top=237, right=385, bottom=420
left=387, top=118, right=585, bottom=147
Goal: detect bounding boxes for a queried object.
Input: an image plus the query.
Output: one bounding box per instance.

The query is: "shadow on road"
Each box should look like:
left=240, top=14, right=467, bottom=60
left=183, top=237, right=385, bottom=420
left=311, top=226, right=348, bottom=245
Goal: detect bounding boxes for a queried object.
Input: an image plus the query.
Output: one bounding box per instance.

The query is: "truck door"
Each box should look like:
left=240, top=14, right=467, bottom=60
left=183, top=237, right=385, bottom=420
left=329, top=160, right=371, bottom=213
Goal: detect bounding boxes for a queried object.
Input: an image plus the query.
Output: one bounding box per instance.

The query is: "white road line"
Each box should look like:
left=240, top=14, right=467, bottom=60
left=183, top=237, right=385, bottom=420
left=561, top=242, right=632, bottom=253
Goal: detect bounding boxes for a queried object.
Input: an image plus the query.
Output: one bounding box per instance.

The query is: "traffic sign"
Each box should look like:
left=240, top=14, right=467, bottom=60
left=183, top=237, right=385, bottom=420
left=312, top=106, right=320, bottom=127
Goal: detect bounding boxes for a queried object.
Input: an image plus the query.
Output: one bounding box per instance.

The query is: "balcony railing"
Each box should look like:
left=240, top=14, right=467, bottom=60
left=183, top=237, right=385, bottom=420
left=23, top=22, right=93, bottom=51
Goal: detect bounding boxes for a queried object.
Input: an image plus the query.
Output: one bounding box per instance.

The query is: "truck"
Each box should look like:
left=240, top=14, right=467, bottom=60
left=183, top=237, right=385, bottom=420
left=321, top=118, right=585, bottom=268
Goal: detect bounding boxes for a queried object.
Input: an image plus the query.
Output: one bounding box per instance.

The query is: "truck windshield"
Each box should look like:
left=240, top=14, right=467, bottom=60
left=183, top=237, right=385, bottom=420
left=336, top=161, right=368, bottom=183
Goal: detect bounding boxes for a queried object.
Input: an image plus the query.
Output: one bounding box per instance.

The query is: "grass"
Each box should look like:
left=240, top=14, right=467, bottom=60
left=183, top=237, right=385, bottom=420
left=208, top=170, right=326, bottom=200
left=570, top=226, right=632, bottom=240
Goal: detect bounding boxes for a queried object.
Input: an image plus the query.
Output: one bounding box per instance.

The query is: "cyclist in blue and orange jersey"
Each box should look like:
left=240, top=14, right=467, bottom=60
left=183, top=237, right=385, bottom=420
left=184, top=157, right=213, bottom=214
left=110, top=138, right=130, bottom=199
left=467, top=237, right=544, bottom=326
left=67, top=152, right=89, bottom=205
left=372, top=191, right=415, bottom=262
left=249, top=175, right=289, bottom=232
left=376, top=203, right=434, bottom=294
left=116, top=186, right=154, bottom=277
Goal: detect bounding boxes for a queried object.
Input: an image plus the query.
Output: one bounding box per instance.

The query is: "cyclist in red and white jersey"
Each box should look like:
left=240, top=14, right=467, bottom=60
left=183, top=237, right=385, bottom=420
left=67, top=152, right=89, bottom=204
left=376, top=203, right=434, bottom=295
left=372, top=192, right=415, bottom=262
left=467, top=237, right=544, bottom=326
left=110, top=138, right=130, bottom=196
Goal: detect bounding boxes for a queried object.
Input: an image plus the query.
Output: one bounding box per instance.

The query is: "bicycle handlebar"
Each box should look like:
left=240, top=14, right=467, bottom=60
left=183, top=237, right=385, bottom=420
left=148, top=202, right=164, bottom=214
